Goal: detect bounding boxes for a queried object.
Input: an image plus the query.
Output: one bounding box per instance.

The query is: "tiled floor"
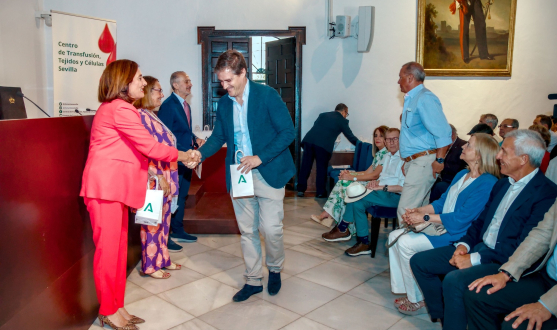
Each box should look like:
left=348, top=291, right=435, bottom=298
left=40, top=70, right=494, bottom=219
left=89, top=197, right=441, bottom=330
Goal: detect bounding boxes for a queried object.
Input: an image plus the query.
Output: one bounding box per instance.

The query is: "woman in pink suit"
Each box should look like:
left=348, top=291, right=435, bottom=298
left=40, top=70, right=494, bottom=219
left=80, top=60, right=197, bottom=330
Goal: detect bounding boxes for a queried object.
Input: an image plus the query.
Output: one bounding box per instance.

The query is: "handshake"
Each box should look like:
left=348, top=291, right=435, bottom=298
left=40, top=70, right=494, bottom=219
left=177, top=150, right=202, bottom=169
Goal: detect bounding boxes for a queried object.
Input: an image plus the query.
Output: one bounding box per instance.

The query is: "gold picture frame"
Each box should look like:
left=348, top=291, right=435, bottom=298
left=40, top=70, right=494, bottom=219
left=417, top=0, right=517, bottom=77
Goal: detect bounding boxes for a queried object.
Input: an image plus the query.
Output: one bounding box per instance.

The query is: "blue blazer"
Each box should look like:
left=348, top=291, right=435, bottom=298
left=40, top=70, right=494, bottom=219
left=198, top=80, right=296, bottom=191
left=458, top=170, right=557, bottom=265
left=427, top=170, right=498, bottom=248
left=157, top=93, right=197, bottom=157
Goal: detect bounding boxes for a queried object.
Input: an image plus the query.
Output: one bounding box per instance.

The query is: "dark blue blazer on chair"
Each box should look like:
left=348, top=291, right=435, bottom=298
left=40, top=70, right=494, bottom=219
left=457, top=170, right=557, bottom=265
left=198, top=80, right=296, bottom=191
left=157, top=93, right=198, bottom=158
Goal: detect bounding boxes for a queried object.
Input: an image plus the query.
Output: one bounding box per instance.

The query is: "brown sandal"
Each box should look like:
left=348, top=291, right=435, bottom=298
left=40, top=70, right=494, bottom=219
left=139, top=269, right=171, bottom=279
left=164, top=262, right=182, bottom=270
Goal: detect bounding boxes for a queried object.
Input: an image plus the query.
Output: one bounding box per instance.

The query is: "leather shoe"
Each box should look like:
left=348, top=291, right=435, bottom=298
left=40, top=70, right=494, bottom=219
left=345, top=241, right=371, bottom=257
left=480, top=55, right=495, bottom=60
left=463, top=57, right=471, bottom=64
left=268, top=272, right=281, bottom=295
left=322, top=225, right=351, bottom=242
left=315, top=194, right=328, bottom=198
left=232, top=284, right=263, bottom=302
left=297, top=192, right=305, bottom=197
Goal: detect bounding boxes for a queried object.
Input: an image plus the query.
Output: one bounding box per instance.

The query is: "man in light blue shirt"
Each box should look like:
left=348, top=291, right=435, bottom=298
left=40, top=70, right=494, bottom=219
left=397, top=62, right=452, bottom=225
left=230, top=76, right=253, bottom=161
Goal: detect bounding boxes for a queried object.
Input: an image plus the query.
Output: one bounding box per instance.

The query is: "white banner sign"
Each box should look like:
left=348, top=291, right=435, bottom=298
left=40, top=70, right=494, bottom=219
left=51, top=11, right=116, bottom=117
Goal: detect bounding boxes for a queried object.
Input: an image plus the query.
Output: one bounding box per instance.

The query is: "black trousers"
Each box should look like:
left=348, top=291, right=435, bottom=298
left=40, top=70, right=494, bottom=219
left=297, top=142, right=332, bottom=195
left=462, top=0, right=490, bottom=59
left=170, top=165, right=192, bottom=234
left=464, top=268, right=557, bottom=330
left=430, top=180, right=451, bottom=203
left=410, top=244, right=500, bottom=329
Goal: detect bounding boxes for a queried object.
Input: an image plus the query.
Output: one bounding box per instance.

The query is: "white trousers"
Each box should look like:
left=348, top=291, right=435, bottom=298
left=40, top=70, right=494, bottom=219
left=231, top=170, right=285, bottom=286
left=388, top=228, right=434, bottom=303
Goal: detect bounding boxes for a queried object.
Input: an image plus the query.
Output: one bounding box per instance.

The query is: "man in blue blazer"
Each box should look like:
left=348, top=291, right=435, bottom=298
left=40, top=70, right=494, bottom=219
left=158, top=71, right=204, bottom=249
left=193, top=50, right=295, bottom=302
left=409, top=130, right=557, bottom=328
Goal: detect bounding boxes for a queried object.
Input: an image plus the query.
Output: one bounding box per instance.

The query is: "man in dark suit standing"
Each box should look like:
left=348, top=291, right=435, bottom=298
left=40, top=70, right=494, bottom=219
left=429, top=124, right=467, bottom=202
left=191, top=50, right=295, bottom=302
left=297, top=103, right=359, bottom=198
left=158, top=71, right=204, bottom=250
left=409, top=130, right=557, bottom=328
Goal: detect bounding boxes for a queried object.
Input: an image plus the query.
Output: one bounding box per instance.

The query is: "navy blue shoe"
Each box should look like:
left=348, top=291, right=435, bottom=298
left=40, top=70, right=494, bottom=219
left=268, top=272, right=281, bottom=296
left=232, top=284, right=263, bottom=302
left=170, top=231, right=197, bottom=243
left=167, top=238, right=183, bottom=253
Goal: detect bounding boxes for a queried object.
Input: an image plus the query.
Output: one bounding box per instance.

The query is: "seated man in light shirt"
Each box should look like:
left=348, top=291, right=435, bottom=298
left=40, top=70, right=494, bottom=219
left=409, top=130, right=557, bottom=329
left=466, top=199, right=557, bottom=330
left=322, top=128, right=405, bottom=256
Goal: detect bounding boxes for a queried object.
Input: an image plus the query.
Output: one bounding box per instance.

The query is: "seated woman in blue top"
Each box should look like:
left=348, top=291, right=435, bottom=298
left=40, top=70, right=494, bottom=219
left=388, top=133, right=500, bottom=315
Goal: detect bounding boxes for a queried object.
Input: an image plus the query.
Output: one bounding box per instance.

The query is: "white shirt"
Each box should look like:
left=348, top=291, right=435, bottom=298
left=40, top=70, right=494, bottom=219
left=458, top=169, right=539, bottom=266
left=377, top=151, right=405, bottom=187
left=442, top=173, right=476, bottom=214
left=549, top=130, right=557, bottom=153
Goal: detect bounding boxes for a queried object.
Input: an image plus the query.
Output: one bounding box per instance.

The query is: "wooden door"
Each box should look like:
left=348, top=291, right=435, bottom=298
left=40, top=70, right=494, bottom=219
left=265, top=37, right=299, bottom=185
left=206, top=38, right=251, bottom=129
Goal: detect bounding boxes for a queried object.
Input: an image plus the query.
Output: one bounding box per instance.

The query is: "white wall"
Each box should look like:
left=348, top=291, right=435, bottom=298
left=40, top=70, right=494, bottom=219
left=0, top=0, right=48, bottom=118
left=2, top=0, right=556, bottom=149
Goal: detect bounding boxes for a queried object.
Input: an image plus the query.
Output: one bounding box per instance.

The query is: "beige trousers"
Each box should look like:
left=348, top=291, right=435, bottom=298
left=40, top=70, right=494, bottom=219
left=396, top=153, right=437, bottom=225
left=230, top=169, right=285, bottom=286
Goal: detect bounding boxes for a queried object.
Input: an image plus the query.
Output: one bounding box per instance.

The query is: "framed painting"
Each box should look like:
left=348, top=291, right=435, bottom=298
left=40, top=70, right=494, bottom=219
left=417, top=0, right=517, bottom=76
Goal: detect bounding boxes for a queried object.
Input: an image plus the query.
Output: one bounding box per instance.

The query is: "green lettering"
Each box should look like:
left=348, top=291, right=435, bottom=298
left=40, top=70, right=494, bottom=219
left=143, top=203, right=153, bottom=212
left=238, top=175, right=247, bottom=184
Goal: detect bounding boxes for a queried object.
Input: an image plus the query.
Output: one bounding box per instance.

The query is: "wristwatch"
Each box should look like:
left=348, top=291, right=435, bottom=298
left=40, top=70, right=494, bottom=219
left=383, top=185, right=388, bottom=192
left=423, top=214, right=430, bottom=221
left=353, top=177, right=358, bottom=181
left=500, top=269, right=516, bottom=282
left=436, top=158, right=445, bottom=164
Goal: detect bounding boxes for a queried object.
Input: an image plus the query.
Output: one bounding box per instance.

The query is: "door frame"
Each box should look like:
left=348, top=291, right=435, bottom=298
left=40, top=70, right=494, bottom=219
left=197, top=26, right=306, bottom=188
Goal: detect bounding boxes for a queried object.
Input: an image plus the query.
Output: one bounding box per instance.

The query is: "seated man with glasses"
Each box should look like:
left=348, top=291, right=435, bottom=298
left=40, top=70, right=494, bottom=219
left=498, top=118, right=519, bottom=146
left=322, top=128, right=405, bottom=256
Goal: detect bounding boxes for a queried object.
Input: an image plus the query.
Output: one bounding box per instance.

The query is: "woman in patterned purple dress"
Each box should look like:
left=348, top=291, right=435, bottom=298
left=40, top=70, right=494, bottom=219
left=135, top=76, right=181, bottom=279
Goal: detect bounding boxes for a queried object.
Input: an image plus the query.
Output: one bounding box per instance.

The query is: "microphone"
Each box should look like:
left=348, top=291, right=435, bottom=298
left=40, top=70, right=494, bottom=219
left=74, top=109, right=82, bottom=116
left=16, top=91, right=51, bottom=118
left=549, top=94, right=557, bottom=100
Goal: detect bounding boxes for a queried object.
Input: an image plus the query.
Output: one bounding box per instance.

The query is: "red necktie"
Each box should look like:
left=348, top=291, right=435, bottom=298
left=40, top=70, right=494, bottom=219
left=183, top=101, right=191, bottom=127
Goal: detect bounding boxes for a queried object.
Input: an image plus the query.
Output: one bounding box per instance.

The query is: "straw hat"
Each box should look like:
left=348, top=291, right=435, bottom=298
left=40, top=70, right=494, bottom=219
left=344, top=182, right=373, bottom=203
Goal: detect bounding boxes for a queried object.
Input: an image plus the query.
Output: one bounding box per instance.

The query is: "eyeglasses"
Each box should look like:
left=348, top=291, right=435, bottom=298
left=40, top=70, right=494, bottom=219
left=498, top=124, right=515, bottom=129
left=385, top=137, right=399, bottom=143
left=151, top=88, right=163, bottom=93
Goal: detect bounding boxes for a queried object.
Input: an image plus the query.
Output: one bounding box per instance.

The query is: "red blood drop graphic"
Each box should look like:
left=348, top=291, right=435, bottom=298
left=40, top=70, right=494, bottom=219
left=107, top=44, right=117, bottom=65
left=98, top=24, right=114, bottom=53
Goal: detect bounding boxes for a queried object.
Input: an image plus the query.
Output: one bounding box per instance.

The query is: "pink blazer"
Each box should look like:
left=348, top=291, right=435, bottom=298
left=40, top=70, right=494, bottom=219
left=80, top=99, right=178, bottom=208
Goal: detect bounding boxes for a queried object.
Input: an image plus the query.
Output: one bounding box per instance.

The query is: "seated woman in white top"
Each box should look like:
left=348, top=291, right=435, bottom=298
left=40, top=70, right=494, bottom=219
left=311, top=125, right=389, bottom=228
left=389, top=133, right=500, bottom=315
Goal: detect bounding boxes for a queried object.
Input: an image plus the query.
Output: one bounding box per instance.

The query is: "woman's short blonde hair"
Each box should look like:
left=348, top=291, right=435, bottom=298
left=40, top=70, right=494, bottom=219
left=134, top=76, right=159, bottom=110
left=472, top=133, right=500, bottom=178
